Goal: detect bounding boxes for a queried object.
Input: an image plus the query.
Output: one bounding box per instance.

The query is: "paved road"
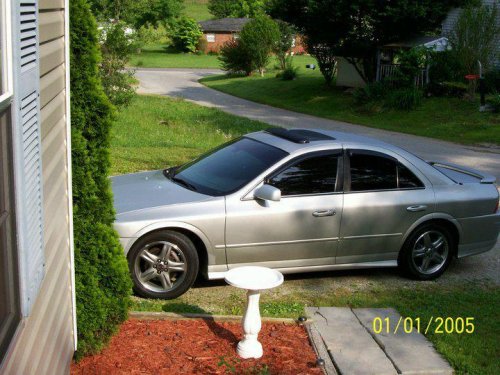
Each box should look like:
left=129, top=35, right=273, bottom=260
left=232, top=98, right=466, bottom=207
left=136, top=68, right=500, bottom=181
left=135, top=68, right=499, bottom=283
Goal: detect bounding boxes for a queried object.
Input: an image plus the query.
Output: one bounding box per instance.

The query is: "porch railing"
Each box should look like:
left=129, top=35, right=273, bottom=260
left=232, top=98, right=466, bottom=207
left=378, top=64, right=429, bottom=88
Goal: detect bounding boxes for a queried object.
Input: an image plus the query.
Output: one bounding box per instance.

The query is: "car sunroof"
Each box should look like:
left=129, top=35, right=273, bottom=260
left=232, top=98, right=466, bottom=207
left=265, top=128, right=335, bottom=144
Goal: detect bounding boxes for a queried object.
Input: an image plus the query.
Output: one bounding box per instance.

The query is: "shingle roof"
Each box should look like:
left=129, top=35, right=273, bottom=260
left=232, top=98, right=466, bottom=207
left=198, top=18, right=251, bottom=33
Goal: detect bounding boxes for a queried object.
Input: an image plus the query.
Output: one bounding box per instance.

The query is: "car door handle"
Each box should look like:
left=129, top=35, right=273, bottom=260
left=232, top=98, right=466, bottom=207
left=312, top=209, right=336, bottom=217
left=407, top=205, right=427, bottom=212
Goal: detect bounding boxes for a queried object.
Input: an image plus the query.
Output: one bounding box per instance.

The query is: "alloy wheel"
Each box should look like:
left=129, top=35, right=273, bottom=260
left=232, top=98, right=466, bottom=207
left=134, top=241, right=187, bottom=293
left=411, top=230, right=449, bottom=275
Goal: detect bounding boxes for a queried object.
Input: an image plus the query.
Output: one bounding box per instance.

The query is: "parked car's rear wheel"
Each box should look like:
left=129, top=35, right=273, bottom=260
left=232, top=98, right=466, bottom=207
left=399, top=224, right=454, bottom=280
left=128, top=230, right=199, bottom=299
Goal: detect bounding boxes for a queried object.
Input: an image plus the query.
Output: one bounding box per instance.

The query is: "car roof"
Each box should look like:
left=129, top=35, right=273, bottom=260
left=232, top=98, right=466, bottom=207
left=245, top=128, right=451, bottom=186
left=245, top=128, right=398, bottom=154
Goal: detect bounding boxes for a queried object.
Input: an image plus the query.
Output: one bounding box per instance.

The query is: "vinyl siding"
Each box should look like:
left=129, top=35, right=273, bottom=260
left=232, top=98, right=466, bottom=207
left=2, top=0, right=74, bottom=372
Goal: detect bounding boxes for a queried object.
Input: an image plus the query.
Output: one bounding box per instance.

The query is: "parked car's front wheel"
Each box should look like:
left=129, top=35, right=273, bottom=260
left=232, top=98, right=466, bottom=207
left=128, top=230, right=199, bottom=299
left=399, top=224, right=454, bottom=280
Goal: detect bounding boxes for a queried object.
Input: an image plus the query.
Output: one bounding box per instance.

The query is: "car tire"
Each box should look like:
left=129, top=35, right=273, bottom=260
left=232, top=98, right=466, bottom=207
left=398, top=223, right=454, bottom=280
left=128, top=230, right=199, bottom=299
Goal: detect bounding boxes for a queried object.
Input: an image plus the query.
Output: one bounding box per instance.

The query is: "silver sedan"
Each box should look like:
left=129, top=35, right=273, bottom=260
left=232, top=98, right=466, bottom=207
left=112, top=128, right=500, bottom=299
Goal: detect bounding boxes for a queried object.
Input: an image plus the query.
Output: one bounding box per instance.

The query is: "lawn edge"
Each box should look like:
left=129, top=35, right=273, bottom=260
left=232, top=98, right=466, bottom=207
left=130, top=311, right=299, bottom=324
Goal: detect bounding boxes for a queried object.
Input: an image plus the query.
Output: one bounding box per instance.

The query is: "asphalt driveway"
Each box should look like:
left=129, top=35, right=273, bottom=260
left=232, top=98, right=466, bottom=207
left=134, top=68, right=500, bottom=284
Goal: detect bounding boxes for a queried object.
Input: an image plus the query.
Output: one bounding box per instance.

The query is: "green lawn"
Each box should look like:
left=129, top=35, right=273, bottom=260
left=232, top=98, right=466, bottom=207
left=201, top=70, right=500, bottom=145
left=129, top=45, right=317, bottom=69
left=183, top=0, right=211, bottom=21
left=111, top=94, right=270, bottom=175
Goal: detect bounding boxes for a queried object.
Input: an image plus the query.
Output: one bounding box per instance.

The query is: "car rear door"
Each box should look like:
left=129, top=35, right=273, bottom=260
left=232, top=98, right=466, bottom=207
left=225, top=150, right=343, bottom=269
left=337, top=148, right=435, bottom=264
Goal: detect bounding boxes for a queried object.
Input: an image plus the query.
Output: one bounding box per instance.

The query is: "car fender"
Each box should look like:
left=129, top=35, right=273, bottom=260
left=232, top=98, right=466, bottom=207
left=400, top=213, right=463, bottom=248
left=127, top=221, right=215, bottom=261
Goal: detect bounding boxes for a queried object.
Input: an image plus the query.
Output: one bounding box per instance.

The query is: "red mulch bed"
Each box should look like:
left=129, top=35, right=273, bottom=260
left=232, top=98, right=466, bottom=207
left=71, top=318, right=322, bottom=374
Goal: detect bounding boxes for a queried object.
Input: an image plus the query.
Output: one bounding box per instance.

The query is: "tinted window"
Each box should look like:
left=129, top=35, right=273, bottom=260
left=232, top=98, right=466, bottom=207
left=268, top=153, right=339, bottom=196
left=173, top=138, right=288, bottom=196
left=350, top=153, right=422, bottom=191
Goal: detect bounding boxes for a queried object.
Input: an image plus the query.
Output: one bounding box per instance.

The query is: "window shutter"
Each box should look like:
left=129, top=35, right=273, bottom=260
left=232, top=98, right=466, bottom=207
left=11, top=0, right=44, bottom=316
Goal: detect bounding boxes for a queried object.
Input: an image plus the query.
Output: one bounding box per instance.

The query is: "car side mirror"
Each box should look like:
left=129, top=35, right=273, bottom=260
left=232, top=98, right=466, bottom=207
left=254, top=184, right=281, bottom=202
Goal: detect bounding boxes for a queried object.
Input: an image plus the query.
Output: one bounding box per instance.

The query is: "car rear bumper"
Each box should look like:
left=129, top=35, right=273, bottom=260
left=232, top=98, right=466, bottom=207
left=457, top=212, right=500, bottom=258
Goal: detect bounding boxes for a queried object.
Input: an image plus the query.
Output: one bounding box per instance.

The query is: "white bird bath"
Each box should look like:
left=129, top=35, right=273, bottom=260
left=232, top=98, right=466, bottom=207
left=225, top=266, right=284, bottom=359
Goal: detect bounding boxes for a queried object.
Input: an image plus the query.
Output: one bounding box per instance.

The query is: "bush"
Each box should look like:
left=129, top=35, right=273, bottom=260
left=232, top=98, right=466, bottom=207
left=387, top=88, right=422, bottom=110
left=136, top=23, right=170, bottom=52
left=427, top=81, right=468, bottom=97
left=240, top=15, right=280, bottom=76
left=99, top=22, right=137, bottom=107
left=484, top=69, right=500, bottom=94
left=208, top=0, right=265, bottom=18
left=353, top=82, right=389, bottom=105
left=353, top=82, right=422, bottom=110
left=219, top=39, right=255, bottom=76
left=428, top=50, right=464, bottom=84
left=170, top=16, right=203, bottom=53
left=277, top=57, right=299, bottom=80
left=489, top=92, right=500, bottom=112
left=70, top=0, right=131, bottom=359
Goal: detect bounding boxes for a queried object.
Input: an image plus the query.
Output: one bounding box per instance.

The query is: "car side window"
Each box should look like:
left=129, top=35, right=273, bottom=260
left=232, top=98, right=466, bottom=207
left=349, top=152, right=423, bottom=192
left=268, top=153, right=339, bottom=196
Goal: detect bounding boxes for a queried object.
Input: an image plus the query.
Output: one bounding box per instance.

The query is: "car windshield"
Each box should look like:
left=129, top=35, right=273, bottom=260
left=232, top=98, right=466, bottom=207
left=170, top=137, right=288, bottom=196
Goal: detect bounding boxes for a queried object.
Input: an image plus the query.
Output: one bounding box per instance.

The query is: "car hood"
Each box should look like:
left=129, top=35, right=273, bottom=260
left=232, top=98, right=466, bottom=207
left=111, top=170, right=212, bottom=215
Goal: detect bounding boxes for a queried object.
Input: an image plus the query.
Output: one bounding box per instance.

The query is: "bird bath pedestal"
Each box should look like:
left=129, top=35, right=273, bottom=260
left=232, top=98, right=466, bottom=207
left=225, top=266, right=284, bottom=359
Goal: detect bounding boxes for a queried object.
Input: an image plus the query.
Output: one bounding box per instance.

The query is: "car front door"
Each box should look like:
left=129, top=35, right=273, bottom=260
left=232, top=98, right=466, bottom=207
left=337, top=149, right=435, bottom=264
left=225, top=150, right=343, bottom=269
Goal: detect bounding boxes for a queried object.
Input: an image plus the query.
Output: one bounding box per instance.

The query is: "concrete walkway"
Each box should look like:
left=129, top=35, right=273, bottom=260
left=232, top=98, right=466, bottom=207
left=306, top=307, right=453, bottom=375
left=135, top=68, right=500, bottom=181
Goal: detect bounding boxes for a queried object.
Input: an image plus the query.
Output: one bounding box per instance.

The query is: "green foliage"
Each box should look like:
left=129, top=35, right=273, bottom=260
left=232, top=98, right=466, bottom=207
left=427, top=81, right=468, bottom=98
left=136, top=24, right=171, bottom=50
left=208, top=0, right=265, bottom=18
left=393, top=47, right=427, bottom=88
left=171, top=16, right=203, bottom=52
left=130, top=0, right=184, bottom=28
left=310, top=45, right=337, bottom=85
left=354, top=82, right=422, bottom=110
left=88, top=0, right=183, bottom=27
left=428, top=50, right=465, bottom=84
left=387, top=88, right=422, bottom=110
left=488, top=92, right=500, bottom=112
left=447, top=3, right=500, bottom=74
left=276, top=56, right=299, bottom=80
left=218, top=39, right=255, bottom=75
left=240, top=15, right=280, bottom=76
left=484, top=69, right=500, bottom=94
left=99, top=22, right=137, bottom=107
left=273, top=20, right=296, bottom=70
left=70, top=0, right=131, bottom=358
left=269, top=0, right=466, bottom=83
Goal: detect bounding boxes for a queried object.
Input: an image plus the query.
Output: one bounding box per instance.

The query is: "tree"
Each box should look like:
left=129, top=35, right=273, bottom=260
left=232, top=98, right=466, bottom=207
left=208, top=0, right=265, bottom=18
left=88, top=0, right=183, bottom=28
left=70, top=0, right=131, bottom=358
left=240, top=15, right=280, bottom=76
left=99, top=22, right=137, bottom=107
left=171, top=16, right=203, bottom=52
left=274, top=20, right=296, bottom=70
left=269, top=0, right=466, bottom=84
left=448, top=3, right=500, bottom=74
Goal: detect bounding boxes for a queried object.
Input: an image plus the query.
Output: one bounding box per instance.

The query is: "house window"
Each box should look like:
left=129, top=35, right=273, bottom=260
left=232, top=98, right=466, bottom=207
left=0, top=0, right=21, bottom=361
left=206, top=33, right=215, bottom=43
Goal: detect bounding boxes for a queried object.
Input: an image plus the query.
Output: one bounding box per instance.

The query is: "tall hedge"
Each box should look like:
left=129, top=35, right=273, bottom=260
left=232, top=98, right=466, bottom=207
left=70, top=0, right=132, bottom=358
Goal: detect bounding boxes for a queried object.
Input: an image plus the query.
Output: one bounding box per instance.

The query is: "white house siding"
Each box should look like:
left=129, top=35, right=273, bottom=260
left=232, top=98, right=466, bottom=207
left=2, top=0, right=74, bottom=373
left=442, top=0, right=500, bottom=66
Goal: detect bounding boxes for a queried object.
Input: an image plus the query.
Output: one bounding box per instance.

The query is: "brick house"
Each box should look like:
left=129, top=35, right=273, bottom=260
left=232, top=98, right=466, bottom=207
left=198, top=18, right=306, bottom=54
